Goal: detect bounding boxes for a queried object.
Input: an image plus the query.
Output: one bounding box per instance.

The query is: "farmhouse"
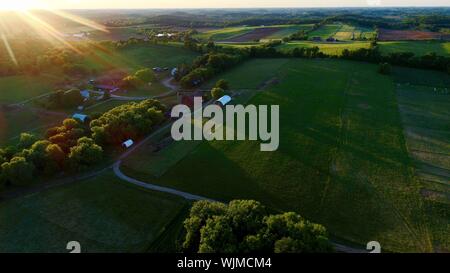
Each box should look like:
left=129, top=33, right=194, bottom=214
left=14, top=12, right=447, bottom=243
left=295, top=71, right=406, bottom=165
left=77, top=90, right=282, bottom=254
left=312, top=36, right=322, bottom=41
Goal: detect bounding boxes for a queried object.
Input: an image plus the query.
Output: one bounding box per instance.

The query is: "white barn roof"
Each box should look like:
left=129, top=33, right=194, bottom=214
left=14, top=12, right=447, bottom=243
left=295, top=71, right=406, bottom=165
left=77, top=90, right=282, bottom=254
left=216, top=95, right=232, bottom=106
left=72, top=113, right=88, bottom=122
left=122, top=139, right=134, bottom=148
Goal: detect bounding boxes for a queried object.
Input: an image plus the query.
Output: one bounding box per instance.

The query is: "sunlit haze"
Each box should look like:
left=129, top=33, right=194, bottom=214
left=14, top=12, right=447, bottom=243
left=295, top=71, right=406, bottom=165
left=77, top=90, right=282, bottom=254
left=0, top=0, right=449, bottom=10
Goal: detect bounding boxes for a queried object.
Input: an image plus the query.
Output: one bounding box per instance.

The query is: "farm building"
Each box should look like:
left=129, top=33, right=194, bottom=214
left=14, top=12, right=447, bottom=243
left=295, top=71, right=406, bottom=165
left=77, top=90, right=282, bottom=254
left=216, top=95, right=232, bottom=107
left=312, top=36, right=322, bottom=41
left=122, top=139, right=134, bottom=149
left=326, top=37, right=336, bottom=42
left=72, top=113, right=89, bottom=123
left=171, top=68, right=178, bottom=77
left=80, top=90, right=90, bottom=99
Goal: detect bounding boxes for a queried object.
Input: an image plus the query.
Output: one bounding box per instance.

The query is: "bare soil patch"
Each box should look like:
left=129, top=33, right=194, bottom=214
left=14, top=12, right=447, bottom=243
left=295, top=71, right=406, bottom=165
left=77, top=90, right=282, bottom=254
left=378, top=28, right=450, bottom=41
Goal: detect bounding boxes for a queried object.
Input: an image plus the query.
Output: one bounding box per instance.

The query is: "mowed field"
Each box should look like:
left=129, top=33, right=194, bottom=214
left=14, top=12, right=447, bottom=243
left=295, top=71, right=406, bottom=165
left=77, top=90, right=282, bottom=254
left=122, top=58, right=442, bottom=252
left=308, top=24, right=342, bottom=39
left=0, top=107, right=64, bottom=145
left=82, top=44, right=199, bottom=74
left=394, top=73, right=450, bottom=250
left=197, top=25, right=313, bottom=42
left=379, top=41, right=450, bottom=57
left=0, top=170, right=188, bottom=253
left=333, top=24, right=375, bottom=40
left=0, top=74, right=59, bottom=104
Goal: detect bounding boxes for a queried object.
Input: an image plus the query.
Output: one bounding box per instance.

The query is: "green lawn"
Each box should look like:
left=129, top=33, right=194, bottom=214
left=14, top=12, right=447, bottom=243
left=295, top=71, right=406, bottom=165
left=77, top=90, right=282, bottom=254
left=0, top=170, right=187, bottom=253
left=278, top=41, right=371, bottom=56
left=379, top=41, right=450, bottom=57
left=123, top=58, right=440, bottom=252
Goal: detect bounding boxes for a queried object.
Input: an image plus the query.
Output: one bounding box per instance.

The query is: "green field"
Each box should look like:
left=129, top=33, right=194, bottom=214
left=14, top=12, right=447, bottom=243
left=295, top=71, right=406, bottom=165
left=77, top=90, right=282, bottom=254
left=205, top=58, right=290, bottom=89
left=83, top=44, right=199, bottom=73
left=333, top=24, right=375, bottom=41
left=395, top=82, right=450, bottom=250
left=379, top=41, right=450, bottom=57
left=278, top=41, right=371, bottom=56
left=0, top=75, right=59, bottom=104
left=265, top=25, right=314, bottom=39
left=196, top=25, right=314, bottom=41
left=308, top=24, right=342, bottom=39
left=195, top=27, right=255, bottom=41
left=0, top=108, right=64, bottom=145
left=122, top=58, right=444, bottom=252
left=0, top=170, right=187, bottom=252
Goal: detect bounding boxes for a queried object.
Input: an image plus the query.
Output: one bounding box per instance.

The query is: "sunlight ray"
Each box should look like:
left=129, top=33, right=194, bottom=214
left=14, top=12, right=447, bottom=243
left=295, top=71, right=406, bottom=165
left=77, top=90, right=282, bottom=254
left=0, top=18, right=18, bottom=65
left=18, top=11, right=82, bottom=53
left=47, top=9, right=109, bottom=33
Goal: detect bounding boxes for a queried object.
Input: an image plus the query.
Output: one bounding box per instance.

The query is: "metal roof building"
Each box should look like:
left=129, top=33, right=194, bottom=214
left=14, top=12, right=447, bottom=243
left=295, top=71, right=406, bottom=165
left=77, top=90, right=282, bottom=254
left=216, top=95, right=232, bottom=106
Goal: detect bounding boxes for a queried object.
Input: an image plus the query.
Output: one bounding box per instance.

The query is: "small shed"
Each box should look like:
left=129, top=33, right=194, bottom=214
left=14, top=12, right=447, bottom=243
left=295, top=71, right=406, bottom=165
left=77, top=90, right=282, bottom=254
left=72, top=113, right=89, bottom=123
left=171, top=68, right=178, bottom=77
left=80, top=90, right=90, bottom=99
left=122, top=139, right=134, bottom=149
left=216, top=95, right=232, bottom=107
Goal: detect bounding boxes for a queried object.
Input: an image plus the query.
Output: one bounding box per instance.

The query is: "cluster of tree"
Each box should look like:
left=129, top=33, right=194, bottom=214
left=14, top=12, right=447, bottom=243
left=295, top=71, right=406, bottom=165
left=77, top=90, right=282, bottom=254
left=210, top=79, right=230, bottom=99
left=45, top=88, right=84, bottom=109
left=90, top=99, right=166, bottom=146
left=284, top=30, right=309, bottom=42
left=179, top=53, right=245, bottom=89
left=182, top=200, right=333, bottom=253
left=120, top=68, right=156, bottom=90
left=0, top=118, right=102, bottom=188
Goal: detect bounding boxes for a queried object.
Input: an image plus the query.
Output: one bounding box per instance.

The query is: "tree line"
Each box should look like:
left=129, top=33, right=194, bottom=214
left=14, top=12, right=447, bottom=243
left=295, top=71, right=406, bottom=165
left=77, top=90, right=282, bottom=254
left=0, top=99, right=166, bottom=191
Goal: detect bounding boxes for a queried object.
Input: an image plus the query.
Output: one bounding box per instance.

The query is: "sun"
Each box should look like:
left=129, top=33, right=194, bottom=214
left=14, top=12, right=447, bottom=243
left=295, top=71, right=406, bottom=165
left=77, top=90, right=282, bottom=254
left=0, top=0, right=43, bottom=11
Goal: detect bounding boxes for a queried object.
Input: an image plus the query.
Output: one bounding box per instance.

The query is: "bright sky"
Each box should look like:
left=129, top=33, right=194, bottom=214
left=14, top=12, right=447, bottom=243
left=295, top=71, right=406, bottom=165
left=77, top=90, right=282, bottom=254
left=1, top=0, right=449, bottom=10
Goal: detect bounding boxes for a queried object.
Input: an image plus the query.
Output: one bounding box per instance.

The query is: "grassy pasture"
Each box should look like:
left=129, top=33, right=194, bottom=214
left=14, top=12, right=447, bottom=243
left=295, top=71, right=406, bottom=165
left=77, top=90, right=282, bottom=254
left=379, top=41, right=450, bottom=57
left=195, top=27, right=254, bottom=41
left=196, top=25, right=314, bottom=41
left=277, top=41, right=371, bottom=56
left=308, top=24, right=342, bottom=39
left=0, top=107, right=64, bottom=145
left=395, top=82, right=450, bottom=250
left=264, top=25, right=314, bottom=39
left=123, top=58, right=438, bottom=252
left=0, top=170, right=187, bottom=253
left=333, top=25, right=375, bottom=41
left=83, top=44, right=199, bottom=73
left=0, top=75, right=59, bottom=104
left=204, top=58, right=290, bottom=89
